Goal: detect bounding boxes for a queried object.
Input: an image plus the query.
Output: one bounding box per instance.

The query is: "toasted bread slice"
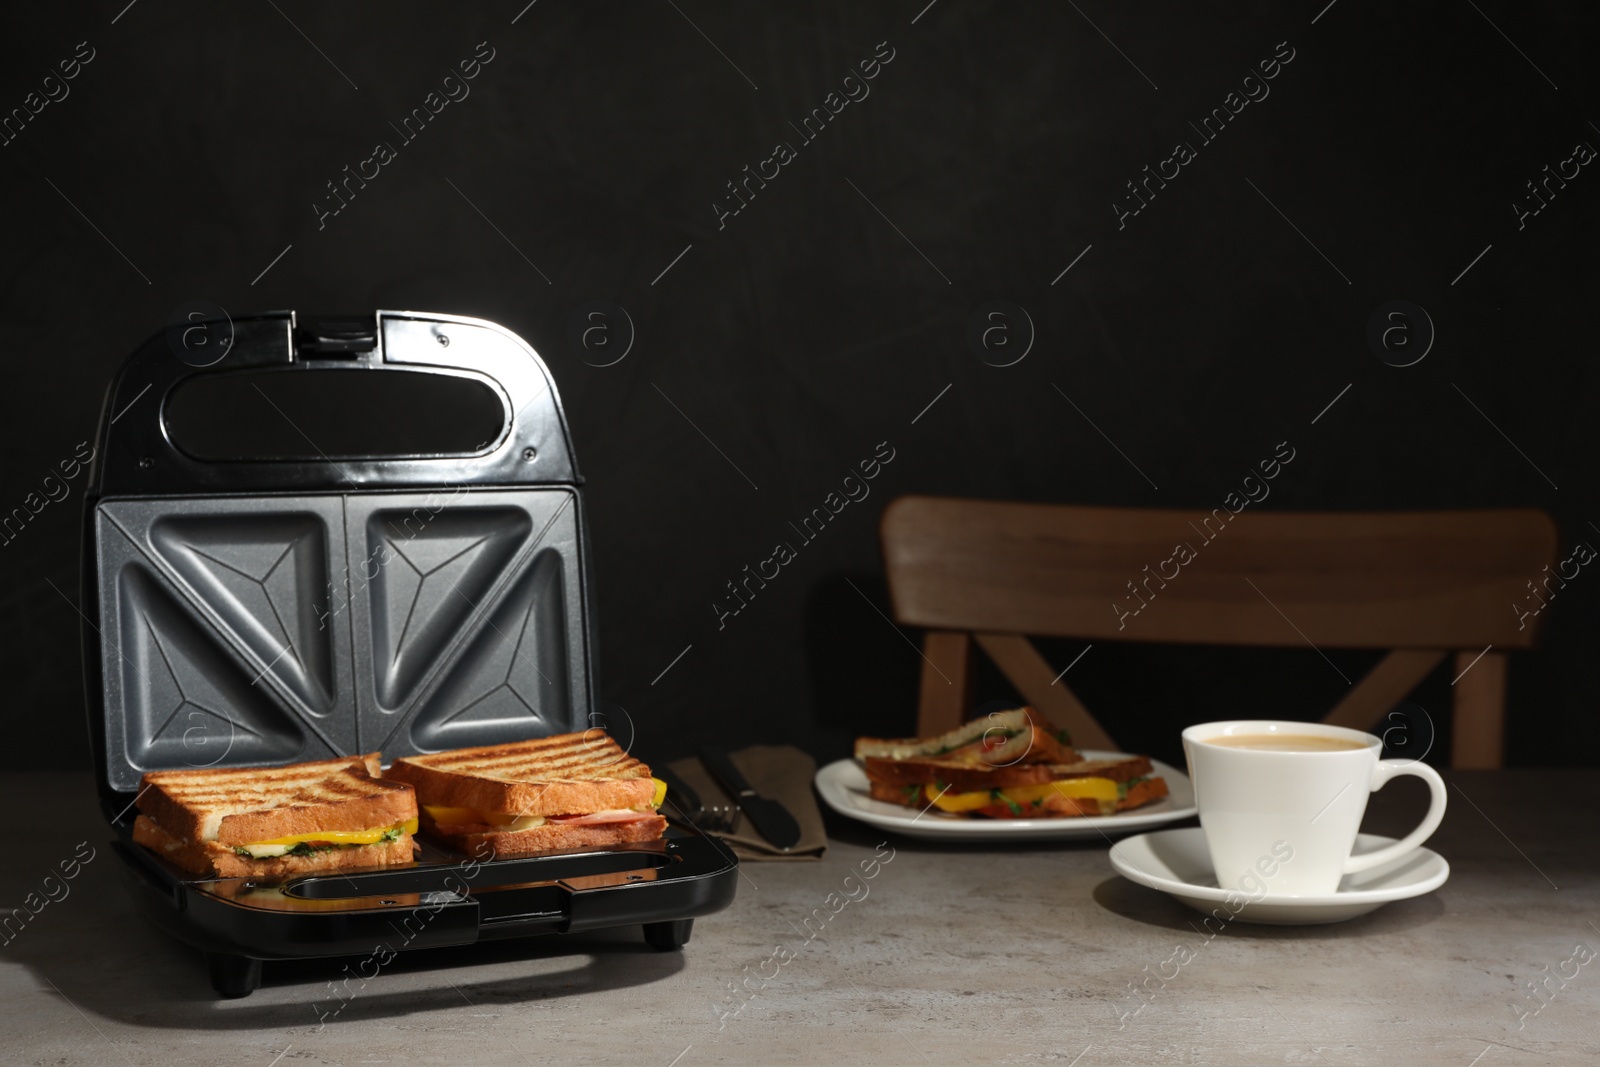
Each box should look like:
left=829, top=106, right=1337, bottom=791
left=423, top=814, right=670, bottom=859
left=863, top=754, right=1154, bottom=794
left=854, top=706, right=1078, bottom=766
left=387, top=732, right=656, bottom=818
left=133, top=813, right=414, bottom=879
left=867, top=775, right=1168, bottom=818
left=136, top=754, right=417, bottom=846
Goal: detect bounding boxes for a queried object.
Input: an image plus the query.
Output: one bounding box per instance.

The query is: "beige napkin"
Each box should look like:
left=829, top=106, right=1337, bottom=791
left=666, top=745, right=827, bottom=861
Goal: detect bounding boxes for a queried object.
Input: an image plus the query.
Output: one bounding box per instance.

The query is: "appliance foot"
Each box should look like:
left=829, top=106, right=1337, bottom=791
left=207, top=952, right=262, bottom=998
left=642, top=919, right=694, bottom=951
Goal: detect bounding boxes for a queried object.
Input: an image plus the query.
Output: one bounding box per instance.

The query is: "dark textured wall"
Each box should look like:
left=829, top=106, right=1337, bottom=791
left=2, top=2, right=1595, bottom=774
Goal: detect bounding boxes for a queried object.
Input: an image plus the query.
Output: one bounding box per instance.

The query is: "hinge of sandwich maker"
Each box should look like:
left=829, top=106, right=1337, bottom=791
left=294, top=315, right=379, bottom=360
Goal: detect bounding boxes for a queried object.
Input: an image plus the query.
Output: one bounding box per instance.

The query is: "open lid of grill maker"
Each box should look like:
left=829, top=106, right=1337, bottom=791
left=81, top=310, right=736, bottom=997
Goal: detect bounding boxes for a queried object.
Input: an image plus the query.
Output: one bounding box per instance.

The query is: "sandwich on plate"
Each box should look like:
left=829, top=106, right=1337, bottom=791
left=131, top=754, right=419, bottom=878
left=855, top=705, right=1079, bottom=767
left=386, top=731, right=668, bottom=857
left=856, top=706, right=1168, bottom=819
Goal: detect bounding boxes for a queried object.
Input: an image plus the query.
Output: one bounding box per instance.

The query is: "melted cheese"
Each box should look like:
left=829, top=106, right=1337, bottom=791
left=235, top=818, right=418, bottom=858
left=925, top=777, right=1120, bottom=813
left=424, top=806, right=548, bottom=831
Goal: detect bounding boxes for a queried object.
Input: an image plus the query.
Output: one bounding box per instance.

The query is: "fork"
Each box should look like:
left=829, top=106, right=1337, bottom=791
left=697, top=803, right=743, bottom=835
left=660, top=793, right=741, bottom=835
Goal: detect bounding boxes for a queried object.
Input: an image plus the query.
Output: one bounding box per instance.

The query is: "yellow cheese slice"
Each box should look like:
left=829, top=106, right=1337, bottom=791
left=235, top=818, right=418, bottom=858
left=423, top=806, right=546, bottom=830
left=924, top=777, right=1120, bottom=813
left=1008, top=779, right=1120, bottom=805
left=923, top=784, right=991, bottom=812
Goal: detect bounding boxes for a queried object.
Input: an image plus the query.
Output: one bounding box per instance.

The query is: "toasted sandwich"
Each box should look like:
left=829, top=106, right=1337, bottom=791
left=856, top=705, right=1167, bottom=819
left=386, top=731, right=668, bottom=857
left=855, top=706, right=1079, bottom=767
left=131, top=754, right=419, bottom=878
left=864, top=753, right=1169, bottom=818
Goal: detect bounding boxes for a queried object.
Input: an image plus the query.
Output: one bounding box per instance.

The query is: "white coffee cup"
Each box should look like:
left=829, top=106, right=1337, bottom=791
left=1181, top=720, right=1447, bottom=897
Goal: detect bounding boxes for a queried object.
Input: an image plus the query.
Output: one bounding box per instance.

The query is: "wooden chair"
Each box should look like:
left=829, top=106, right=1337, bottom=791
left=879, top=496, right=1559, bottom=768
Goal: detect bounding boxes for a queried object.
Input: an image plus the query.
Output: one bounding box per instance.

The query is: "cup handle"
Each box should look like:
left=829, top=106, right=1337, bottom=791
left=1340, top=759, right=1448, bottom=875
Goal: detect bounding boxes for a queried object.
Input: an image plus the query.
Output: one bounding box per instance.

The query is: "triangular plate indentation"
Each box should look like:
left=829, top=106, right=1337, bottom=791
left=406, top=548, right=569, bottom=750
left=119, top=566, right=305, bottom=772
left=149, top=513, right=335, bottom=713
left=365, top=506, right=533, bottom=708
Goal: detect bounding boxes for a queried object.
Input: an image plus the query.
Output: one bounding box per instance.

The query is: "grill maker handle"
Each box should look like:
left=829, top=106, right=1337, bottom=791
left=90, top=309, right=579, bottom=496
left=281, top=846, right=673, bottom=900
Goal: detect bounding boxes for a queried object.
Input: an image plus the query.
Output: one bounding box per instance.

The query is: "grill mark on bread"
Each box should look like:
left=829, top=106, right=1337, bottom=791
left=152, top=772, right=408, bottom=807
left=387, top=732, right=660, bottom=829
left=854, top=707, right=1079, bottom=765
left=135, top=756, right=417, bottom=845
left=144, top=756, right=367, bottom=784
left=401, top=735, right=648, bottom=779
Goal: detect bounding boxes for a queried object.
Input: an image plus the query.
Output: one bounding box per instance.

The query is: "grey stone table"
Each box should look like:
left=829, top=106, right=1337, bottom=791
left=1, top=769, right=1595, bottom=1066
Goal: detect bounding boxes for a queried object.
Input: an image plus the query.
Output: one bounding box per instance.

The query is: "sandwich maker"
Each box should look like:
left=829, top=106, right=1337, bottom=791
left=80, top=310, right=738, bottom=998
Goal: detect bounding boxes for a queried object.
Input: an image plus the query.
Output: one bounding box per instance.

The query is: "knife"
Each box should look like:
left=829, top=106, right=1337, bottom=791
left=654, top=766, right=704, bottom=823
left=698, top=749, right=802, bottom=850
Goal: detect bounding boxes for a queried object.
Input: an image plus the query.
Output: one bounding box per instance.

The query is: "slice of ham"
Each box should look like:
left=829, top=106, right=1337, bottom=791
left=547, top=810, right=654, bottom=826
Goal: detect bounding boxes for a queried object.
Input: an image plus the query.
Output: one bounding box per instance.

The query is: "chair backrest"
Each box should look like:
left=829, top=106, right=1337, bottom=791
left=880, top=495, right=1560, bottom=767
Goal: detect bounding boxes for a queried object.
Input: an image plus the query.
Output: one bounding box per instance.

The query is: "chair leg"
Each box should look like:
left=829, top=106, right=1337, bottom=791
left=1451, top=649, right=1507, bottom=768
left=917, top=631, right=972, bottom=735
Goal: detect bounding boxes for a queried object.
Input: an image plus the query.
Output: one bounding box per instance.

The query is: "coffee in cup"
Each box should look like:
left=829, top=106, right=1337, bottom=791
left=1204, top=733, right=1367, bottom=752
left=1182, top=720, right=1447, bottom=897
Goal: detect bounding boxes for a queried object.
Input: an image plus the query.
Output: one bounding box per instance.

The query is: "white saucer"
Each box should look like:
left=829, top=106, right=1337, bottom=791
left=1109, top=827, right=1449, bottom=925
left=814, top=753, right=1196, bottom=842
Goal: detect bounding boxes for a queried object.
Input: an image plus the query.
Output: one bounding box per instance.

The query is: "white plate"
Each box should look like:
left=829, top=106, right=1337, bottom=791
left=1109, top=827, right=1449, bottom=924
left=813, top=752, right=1196, bottom=842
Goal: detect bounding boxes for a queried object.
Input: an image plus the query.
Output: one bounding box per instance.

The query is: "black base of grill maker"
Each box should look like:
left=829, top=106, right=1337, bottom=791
left=110, top=830, right=735, bottom=998
left=82, top=310, right=738, bottom=998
